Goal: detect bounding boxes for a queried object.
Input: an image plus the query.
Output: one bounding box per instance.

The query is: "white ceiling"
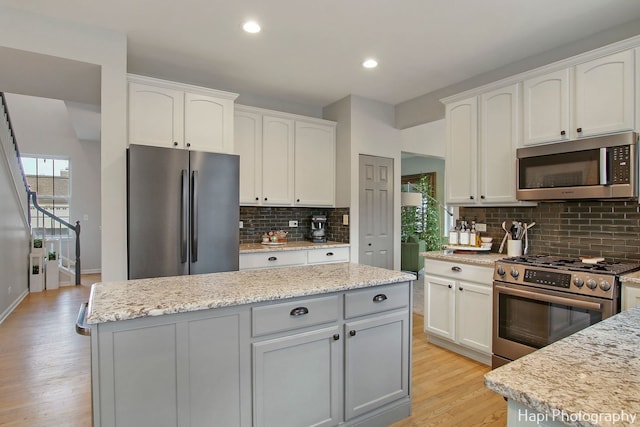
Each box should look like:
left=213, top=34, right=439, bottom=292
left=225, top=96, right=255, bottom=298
left=2, top=1, right=640, bottom=110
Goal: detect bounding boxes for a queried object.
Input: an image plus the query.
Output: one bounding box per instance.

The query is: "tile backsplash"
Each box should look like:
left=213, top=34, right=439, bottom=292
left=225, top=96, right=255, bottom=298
left=239, top=207, right=350, bottom=244
left=460, top=201, right=640, bottom=263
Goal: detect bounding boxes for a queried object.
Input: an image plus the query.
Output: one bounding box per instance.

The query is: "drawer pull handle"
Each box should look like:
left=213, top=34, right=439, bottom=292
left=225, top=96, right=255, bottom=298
left=290, top=307, right=309, bottom=316
left=333, top=334, right=340, bottom=341
left=349, top=330, right=356, bottom=337
left=326, top=252, right=334, bottom=256
left=459, top=287, right=464, bottom=291
left=451, top=266, right=462, bottom=272
left=372, top=294, right=387, bottom=303
left=268, top=256, right=278, bottom=261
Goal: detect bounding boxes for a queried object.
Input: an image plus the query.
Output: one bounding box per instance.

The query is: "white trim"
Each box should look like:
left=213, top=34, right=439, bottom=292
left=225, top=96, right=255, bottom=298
left=128, top=73, right=239, bottom=101
left=0, top=289, right=29, bottom=325
left=236, top=104, right=337, bottom=127
left=441, top=34, right=640, bottom=104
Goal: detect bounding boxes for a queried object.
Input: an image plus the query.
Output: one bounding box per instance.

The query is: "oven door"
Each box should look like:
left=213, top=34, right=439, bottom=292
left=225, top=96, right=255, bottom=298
left=492, top=282, right=615, bottom=365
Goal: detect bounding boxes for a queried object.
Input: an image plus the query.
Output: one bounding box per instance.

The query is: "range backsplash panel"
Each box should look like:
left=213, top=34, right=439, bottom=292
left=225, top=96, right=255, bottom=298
left=239, top=207, right=350, bottom=244
left=460, top=201, right=640, bottom=263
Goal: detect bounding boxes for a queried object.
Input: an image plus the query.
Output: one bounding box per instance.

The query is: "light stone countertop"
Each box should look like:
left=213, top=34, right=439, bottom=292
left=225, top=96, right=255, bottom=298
left=86, top=263, right=414, bottom=325
left=484, top=306, right=640, bottom=427
left=240, top=240, right=349, bottom=253
left=420, top=250, right=506, bottom=267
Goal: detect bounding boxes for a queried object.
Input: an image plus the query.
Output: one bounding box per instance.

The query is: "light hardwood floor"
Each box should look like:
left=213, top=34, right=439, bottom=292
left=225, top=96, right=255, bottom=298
left=0, top=278, right=506, bottom=426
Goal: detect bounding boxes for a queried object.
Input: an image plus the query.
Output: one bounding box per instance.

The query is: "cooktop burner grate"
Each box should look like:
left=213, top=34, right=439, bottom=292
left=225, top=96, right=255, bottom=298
left=501, top=255, right=640, bottom=275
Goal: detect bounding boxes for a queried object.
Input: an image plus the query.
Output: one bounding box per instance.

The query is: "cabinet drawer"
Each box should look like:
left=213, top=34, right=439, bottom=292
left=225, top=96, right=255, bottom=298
left=345, top=283, right=410, bottom=319
left=239, top=250, right=306, bottom=270
left=307, top=247, right=350, bottom=264
left=252, top=295, right=340, bottom=337
left=424, top=259, right=493, bottom=283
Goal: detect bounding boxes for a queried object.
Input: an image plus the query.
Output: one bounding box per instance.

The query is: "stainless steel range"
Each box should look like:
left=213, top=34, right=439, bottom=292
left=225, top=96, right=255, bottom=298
left=492, top=255, right=640, bottom=368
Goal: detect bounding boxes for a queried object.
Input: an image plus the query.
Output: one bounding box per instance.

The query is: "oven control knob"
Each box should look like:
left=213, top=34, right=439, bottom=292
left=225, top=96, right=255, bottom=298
left=510, top=268, right=519, bottom=279
left=599, top=280, right=612, bottom=292
left=496, top=266, right=505, bottom=276
left=573, top=277, right=584, bottom=288
left=586, top=279, right=597, bottom=290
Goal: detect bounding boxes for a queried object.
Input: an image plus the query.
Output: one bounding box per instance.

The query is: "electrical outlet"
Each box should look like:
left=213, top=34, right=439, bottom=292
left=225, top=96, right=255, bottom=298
left=476, top=223, right=487, bottom=232
left=289, top=220, right=298, bottom=227
left=342, top=215, right=349, bottom=226
left=239, top=221, right=243, bottom=229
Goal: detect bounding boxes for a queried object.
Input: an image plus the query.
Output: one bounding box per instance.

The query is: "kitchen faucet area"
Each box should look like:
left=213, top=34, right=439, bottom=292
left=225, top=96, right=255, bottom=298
left=3, top=2, right=640, bottom=427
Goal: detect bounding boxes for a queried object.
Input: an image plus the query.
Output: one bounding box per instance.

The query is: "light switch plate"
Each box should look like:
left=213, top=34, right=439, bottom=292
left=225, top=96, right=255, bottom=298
left=289, top=220, right=298, bottom=227
left=342, top=214, right=349, bottom=226
left=476, top=223, right=487, bottom=232
left=239, top=221, right=243, bottom=229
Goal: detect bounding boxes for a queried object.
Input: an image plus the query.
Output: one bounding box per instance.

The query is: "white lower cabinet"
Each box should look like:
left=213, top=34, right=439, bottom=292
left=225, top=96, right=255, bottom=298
left=239, top=246, right=350, bottom=270
left=622, top=283, right=640, bottom=311
left=424, top=259, right=493, bottom=364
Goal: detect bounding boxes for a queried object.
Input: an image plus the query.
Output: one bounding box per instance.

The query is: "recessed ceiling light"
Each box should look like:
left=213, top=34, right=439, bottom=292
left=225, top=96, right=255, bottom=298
left=362, top=59, right=378, bottom=69
left=243, top=21, right=261, bottom=34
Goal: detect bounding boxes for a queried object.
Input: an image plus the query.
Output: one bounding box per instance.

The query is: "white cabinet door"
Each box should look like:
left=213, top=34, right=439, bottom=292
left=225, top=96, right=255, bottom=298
left=424, top=275, right=456, bottom=341
left=344, top=311, right=409, bottom=420
left=478, top=83, right=520, bottom=204
left=294, top=121, right=335, bottom=206
left=445, top=97, right=477, bottom=204
left=128, top=82, right=184, bottom=148
left=262, top=115, right=294, bottom=205
left=184, top=92, right=234, bottom=153
left=574, top=50, right=635, bottom=138
left=522, top=69, right=571, bottom=145
left=253, top=326, right=342, bottom=427
left=456, top=280, right=492, bottom=354
left=622, top=284, right=640, bottom=311
left=235, top=109, right=262, bottom=205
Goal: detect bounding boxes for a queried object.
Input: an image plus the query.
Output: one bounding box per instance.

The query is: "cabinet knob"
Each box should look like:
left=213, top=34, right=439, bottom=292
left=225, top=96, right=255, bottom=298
left=173, top=141, right=178, bottom=146
left=368, top=243, right=372, bottom=246
left=451, top=266, right=462, bottom=272
left=264, top=197, right=268, bottom=201
left=349, top=330, right=356, bottom=337
left=560, top=130, right=566, bottom=136
left=255, top=197, right=259, bottom=201
left=333, top=334, right=340, bottom=341
left=448, top=284, right=452, bottom=289
left=459, top=287, right=464, bottom=291
left=296, top=199, right=300, bottom=202
left=480, top=195, right=485, bottom=199
left=290, top=307, right=309, bottom=316
left=186, top=143, right=191, bottom=147
left=268, top=256, right=277, bottom=261
left=469, top=195, right=474, bottom=200
left=577, top=127, right=583, bottom=133
left=372, top=294, right=388, bottom=303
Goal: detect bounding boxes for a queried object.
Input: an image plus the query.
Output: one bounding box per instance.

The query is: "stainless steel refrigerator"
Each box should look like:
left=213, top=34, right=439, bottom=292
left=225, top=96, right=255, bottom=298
left=127, top=144, right=239, bottom=279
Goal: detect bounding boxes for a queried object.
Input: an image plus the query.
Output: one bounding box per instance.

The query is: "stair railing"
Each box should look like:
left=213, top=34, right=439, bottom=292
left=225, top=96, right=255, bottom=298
left=29, top=191, right=81, bottom=285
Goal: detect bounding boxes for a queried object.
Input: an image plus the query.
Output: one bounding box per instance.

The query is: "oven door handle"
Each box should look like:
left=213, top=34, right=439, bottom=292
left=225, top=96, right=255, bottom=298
left=495, top=285, right=602, bottom=311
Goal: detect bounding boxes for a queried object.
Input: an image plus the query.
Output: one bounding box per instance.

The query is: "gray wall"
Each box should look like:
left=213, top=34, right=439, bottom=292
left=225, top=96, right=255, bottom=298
left=0, top=127, right=30, bottom=321
left=6, top=93, right=102, bottom=273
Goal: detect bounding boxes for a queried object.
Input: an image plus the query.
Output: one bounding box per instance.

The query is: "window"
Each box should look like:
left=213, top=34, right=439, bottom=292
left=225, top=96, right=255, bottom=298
left=21, top=156, right=71, bottom=236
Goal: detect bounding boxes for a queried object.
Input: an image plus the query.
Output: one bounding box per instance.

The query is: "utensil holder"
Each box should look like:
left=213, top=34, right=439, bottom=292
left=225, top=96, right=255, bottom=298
left=507, top=240, right=523, bottom=257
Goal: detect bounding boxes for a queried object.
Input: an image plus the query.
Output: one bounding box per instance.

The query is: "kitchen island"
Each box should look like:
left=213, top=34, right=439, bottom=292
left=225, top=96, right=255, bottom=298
left=86, top=263, right=415, bottom=427
left=484, top=305, right=640, bottom=427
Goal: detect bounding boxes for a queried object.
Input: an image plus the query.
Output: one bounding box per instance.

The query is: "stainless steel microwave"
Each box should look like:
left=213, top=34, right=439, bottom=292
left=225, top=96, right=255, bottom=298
left=516, top=132, right=638, bottom=201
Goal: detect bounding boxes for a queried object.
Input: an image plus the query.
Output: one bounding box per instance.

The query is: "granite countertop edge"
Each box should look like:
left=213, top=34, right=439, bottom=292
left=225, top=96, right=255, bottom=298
left=86, top=263, right=415, bottom=325
left=240, top=241, right=349, bottom=253
left=420, top=250, right=505, bottom=267
left=484, top=306, right=640, bottom=427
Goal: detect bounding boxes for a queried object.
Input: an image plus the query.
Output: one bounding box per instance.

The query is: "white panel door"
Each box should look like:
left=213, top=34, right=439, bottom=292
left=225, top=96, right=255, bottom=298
left=445, top=97, right=477, bottom=204
left=456, top=280, right=492, bottom=354
left=235, top=109, right=263, bottom=205
left=128, top=82, right=184, bottom=148
left=184, top=92, right=234, bottom=153
left=294, top=121, right=335, bottom=206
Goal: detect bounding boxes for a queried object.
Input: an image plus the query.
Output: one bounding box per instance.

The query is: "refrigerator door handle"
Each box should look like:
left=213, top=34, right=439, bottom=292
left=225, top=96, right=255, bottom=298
left=181, top=169, right=188, bottom=263
left=191, top=170, right=198, bottom=262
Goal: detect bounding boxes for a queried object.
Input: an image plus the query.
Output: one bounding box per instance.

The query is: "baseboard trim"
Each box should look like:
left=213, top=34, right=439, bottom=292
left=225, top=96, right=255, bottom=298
left=81, top=268, right=101, bottom=274
left=0, top=289, right=29, bottom=325
left=428, top=335, right=491, bottom=366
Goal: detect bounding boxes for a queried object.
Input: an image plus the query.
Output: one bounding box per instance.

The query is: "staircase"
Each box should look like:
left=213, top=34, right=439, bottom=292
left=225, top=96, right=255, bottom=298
left=1, top=92, right=81, bottom=288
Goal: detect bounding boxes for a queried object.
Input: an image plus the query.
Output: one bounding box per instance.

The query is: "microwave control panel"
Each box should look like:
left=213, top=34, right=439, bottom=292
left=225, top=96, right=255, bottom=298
left=610, top=145, right=631, bottom=184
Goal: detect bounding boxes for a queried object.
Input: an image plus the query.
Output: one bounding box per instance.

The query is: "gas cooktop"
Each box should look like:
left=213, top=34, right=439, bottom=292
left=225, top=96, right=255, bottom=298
left=500, top=255, right=640, bottom=276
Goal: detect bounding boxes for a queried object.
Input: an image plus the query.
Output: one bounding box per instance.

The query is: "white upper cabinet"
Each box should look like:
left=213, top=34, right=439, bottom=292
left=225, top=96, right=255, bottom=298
left=445, top=84, right=523, bottom=206
left=522, top=69, right=571, bottom=145
left=235, top=105, right=336, bottom=207
left=128, top=75, right=238, bottom=153
left=445, top=97, right=477, bottom=204
left=262, top=115, right=295, bottom=205
left=478, top=83, right=520, bottom=204
left=574, top=50, right=635, bottom=138
left=294, top=121, right=335, bottom=206
left=234, top=109, right=262, bottom=205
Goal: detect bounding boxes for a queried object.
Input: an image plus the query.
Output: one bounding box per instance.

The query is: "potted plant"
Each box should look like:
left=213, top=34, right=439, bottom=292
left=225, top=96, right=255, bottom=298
left=33, top=238, right=43, bottom=249
left=48, top=251, right=57, bottom=261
